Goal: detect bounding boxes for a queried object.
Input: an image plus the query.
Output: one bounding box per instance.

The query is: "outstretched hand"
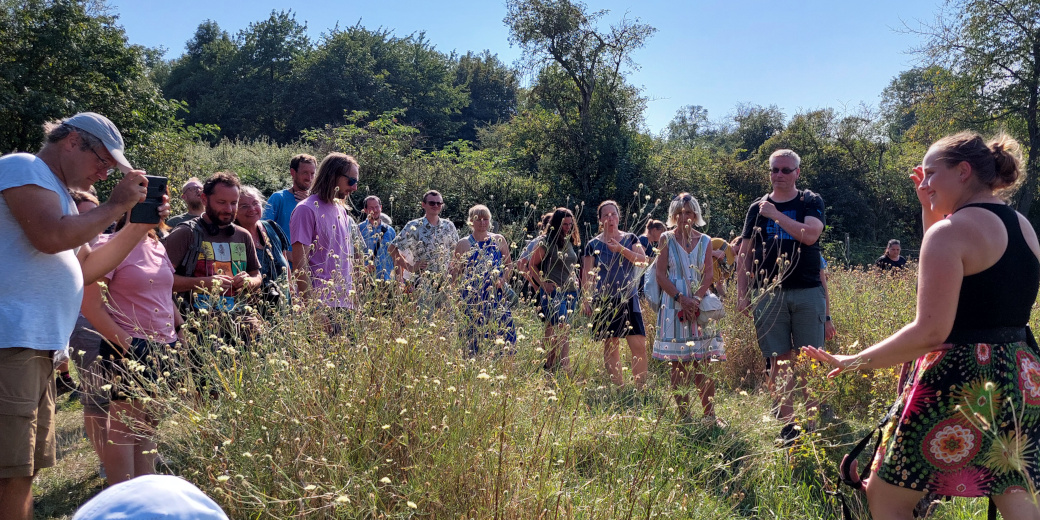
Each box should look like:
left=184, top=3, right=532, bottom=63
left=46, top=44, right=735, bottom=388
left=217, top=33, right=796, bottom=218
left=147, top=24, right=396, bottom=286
left=910, top=166, right=929, bottom=209
left=802, top=345, right=857, bottom=378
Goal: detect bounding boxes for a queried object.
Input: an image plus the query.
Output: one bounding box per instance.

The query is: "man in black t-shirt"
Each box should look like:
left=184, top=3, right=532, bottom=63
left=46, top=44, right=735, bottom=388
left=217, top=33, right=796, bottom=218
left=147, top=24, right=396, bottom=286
left=736, top=149, right=826, bottom=443
left=875, top=239, right=907, bottom=270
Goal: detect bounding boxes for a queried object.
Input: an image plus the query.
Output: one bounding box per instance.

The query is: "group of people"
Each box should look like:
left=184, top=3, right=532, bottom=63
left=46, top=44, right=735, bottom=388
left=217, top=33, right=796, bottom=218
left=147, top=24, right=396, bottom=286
left=3, top=111, right=1040, bottom=520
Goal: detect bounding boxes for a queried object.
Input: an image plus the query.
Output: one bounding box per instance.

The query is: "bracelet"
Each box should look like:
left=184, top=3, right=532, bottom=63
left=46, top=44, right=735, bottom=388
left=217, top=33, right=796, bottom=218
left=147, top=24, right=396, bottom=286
left=692, top=295, right=702, bottom=303
left=673, top=292, right=682, bottom=302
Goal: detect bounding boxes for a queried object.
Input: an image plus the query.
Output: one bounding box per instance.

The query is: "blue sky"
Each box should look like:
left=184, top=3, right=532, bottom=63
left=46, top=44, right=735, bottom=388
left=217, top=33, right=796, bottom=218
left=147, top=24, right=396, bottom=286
left=110, top=0, right=942, bottom=133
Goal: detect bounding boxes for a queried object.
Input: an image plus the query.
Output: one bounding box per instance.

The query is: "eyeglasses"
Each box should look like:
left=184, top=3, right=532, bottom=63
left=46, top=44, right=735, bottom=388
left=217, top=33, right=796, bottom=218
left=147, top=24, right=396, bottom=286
left=344, top=176, right=359, bottom=187
left=770, top=167, right=797, bottom=175
left=424, top=200, right=444, bottom=207
left=89, top=146, right=114, bottom=174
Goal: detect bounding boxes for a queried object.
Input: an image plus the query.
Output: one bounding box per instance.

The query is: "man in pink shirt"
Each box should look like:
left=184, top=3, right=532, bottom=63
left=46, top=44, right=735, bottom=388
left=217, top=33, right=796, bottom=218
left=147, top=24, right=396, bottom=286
left=290, top=153, right=361, bottom=318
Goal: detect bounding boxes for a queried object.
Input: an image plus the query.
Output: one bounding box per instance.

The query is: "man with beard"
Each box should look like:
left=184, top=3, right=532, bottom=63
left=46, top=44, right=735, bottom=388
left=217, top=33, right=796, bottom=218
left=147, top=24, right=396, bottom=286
left=264, top=154, right=316, bottom=250
left=166, top=177, right=204, bottom=228
left=163, top=171, right=261, bottom=316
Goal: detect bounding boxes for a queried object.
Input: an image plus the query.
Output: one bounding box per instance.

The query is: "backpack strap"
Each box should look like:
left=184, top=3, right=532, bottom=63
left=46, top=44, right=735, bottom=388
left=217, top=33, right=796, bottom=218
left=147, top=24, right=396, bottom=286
left=173, top=217, right=205, bottom=277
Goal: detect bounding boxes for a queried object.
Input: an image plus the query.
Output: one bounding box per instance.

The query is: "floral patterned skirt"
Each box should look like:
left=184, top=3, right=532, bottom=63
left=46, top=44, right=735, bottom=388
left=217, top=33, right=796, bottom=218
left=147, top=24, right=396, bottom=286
left=874, top=338, right=1040, bottom=497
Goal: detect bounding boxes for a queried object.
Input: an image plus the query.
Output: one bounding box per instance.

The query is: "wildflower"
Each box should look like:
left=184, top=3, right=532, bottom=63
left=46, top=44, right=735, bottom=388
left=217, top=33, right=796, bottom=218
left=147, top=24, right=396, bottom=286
left=304, top=485, right=317, bottom=491
left=407, top=501, right=418, bottom=509
left=242, top=452, right=253, bottom=458
left=382, top=424, right=390, bottom=430
left=477, top=372, right=491, bottom=379
left=447, top=386, right=457, bottom=392
left=380, top=477, right=391, bottom=484
left=217, top=475, right=230, bottom=482
left=395, top=337, right=408, bottom=344
left=335, top=496, right=351, bottom=503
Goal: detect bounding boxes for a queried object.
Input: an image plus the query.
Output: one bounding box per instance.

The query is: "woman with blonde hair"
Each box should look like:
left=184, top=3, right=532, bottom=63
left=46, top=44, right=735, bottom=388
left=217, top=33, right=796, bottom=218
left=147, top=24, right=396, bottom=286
left=652, top=193, right=724, bottom=424
left=452, top=204, right=515, bottom=355
left=806, top=132, right=1040, bottom=518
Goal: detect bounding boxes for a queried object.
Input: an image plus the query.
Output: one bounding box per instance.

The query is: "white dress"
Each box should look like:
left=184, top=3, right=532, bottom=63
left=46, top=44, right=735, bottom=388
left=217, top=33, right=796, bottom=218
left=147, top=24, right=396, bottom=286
left=652, top=232, right=725, bottom=362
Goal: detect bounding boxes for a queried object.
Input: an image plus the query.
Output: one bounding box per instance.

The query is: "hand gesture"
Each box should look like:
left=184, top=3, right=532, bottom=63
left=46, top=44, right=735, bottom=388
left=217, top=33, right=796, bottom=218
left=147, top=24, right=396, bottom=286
left=606, top=238, right=623, bottom=253
left=232, top=272, right=251, bottom=293
left=910, top=166, right=930, bottom=209
left=759, top=200, right=781, bottom=220
left=802, top=345, right=856, bottom=378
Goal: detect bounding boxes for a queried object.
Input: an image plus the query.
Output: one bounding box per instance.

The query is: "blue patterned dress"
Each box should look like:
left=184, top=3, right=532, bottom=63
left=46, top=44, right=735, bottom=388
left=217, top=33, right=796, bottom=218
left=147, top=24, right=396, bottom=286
left=460, top=235, right=516, bottom=355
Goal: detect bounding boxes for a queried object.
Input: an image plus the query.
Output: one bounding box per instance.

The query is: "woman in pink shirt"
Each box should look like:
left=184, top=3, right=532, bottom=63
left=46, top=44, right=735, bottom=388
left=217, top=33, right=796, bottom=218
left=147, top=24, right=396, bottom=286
left=81, top=216, right=180, bottom=486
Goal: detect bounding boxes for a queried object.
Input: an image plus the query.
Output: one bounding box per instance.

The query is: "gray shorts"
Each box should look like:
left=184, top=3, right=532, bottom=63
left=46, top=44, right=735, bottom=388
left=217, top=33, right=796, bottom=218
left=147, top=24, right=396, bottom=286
left=67, top=316, right=109, bottom=412
left=753, top=286, right=826, bottom=358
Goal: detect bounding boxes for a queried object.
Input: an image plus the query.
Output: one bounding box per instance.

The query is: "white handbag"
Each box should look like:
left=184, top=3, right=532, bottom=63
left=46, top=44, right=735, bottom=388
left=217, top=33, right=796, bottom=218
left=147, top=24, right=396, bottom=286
left=697, top=292, right=725, bottom=326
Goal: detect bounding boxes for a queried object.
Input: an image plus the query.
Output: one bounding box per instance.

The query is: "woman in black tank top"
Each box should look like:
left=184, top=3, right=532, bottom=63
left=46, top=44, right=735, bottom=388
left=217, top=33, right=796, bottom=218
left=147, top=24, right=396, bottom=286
left=805, top=132, right=1040, bottom=518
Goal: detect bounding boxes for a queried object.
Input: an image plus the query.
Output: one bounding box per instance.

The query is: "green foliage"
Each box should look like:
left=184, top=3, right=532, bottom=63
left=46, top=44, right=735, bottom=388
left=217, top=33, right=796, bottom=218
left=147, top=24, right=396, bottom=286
left=0, top=0, right=172, bottom=152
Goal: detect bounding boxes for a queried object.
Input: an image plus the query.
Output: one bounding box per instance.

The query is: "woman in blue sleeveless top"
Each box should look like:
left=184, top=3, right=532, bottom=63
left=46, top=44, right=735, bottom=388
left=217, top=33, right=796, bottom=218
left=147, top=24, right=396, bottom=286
left=806, top=132, right=1040, bottom=518
left=453, top=204, right=516, bottom=355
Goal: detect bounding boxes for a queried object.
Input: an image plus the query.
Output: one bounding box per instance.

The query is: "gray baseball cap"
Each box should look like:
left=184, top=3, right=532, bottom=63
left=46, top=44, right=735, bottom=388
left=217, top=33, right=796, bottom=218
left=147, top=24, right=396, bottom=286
left=63, top=112, right=133, bottom=174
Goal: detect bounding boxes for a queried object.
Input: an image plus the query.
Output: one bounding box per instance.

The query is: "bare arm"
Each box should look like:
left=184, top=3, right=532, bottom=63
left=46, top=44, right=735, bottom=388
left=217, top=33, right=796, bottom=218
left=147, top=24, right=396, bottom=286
left=80, top=280, right=134, bottom=354
left=76, top=225, right=155, bottom=286
left=496, top=234, right=513, bottom=282
left=2, top=171, right=148, bottom=254
left=760, top=202, right=824, bottom=246
left=450, top=239, right=469, bottom=279
left=805, top=221, right=963, bottom=373
left=291, top=242, right=310, bottom=299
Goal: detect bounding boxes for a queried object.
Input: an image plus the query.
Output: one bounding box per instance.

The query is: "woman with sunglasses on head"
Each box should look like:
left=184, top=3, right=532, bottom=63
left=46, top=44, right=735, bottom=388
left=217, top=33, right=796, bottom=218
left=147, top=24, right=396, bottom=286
left=528, top=207, right=581, bottom=373
left=452, top=204, right=515, bottom=356
left=805, top=132, right=1040, bottom=519
left=653, top=193, right=724, bottom=425
left=582, top=200, right=649, bottom=388
left=290, top=153, right=361, bottom=328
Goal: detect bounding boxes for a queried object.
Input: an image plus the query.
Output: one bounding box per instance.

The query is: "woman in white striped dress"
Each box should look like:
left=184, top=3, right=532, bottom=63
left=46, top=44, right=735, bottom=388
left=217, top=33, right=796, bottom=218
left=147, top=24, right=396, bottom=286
left=653, top=193, right=724, bottom=424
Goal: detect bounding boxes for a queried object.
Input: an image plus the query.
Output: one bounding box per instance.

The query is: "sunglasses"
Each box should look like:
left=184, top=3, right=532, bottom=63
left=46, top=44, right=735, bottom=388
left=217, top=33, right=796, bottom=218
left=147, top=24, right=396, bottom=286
left=343, top=175, right=358, bottom=187
left=770, top=167, right=797, bottom=175
left=424, top=200, right=444, bottom=207
left=673, top=194, right=693, bottom=203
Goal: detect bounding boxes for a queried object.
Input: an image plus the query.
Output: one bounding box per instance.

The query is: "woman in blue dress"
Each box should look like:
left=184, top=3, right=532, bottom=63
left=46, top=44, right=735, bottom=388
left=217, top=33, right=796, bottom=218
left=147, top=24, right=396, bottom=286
left=453, top=204, right=516, bottom=355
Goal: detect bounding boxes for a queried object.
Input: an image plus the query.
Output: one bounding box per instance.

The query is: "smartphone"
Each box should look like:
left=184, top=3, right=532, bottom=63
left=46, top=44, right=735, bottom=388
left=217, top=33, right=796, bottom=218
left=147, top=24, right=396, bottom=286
left=129, top=175, right=168, bottom=224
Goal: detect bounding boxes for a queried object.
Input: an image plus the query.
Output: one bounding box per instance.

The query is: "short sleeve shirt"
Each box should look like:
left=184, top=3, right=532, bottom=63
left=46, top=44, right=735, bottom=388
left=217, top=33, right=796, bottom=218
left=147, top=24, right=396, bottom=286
left=391, top=217, right=460, bottom=274
left=583, top=232, right=640, bottom=299
left=96, top=235, right=177, bottom=343
left=741, top=190, right=825, bottom=289
left=0, top=153, right=82, bottom=350
left=163, top=220, right=261, bottom=312
left=358, top=219, right=397, bottom=281
left=289, top=195, right=356, bottom=308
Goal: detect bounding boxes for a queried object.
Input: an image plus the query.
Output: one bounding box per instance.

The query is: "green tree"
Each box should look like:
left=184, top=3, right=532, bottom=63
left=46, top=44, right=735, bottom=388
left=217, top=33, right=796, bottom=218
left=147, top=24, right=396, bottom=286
left=162, top=20, right=238, bottom=137
left=452, top=51, right=519, bottom=142
left=0, top=0, right=170, bottom=152
left=919, top=0, right=1040, bottom=215
left=504, top=0, right=656, bottom=214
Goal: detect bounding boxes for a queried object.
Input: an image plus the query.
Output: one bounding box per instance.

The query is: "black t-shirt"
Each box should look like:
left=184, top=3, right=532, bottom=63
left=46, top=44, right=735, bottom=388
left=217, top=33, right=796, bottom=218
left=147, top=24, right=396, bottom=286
left=875, top=255, right=907, bottom=270
left=740, top=190, right=825, bottom=289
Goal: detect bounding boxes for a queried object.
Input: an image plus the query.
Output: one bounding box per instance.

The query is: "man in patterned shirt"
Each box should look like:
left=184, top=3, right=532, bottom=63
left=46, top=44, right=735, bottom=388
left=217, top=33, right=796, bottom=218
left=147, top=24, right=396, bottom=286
left=388, top=190, right=459, bottom=295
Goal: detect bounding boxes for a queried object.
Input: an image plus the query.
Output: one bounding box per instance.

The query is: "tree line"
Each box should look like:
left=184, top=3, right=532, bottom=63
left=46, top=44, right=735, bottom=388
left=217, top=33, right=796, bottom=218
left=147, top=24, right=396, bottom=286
left=2, top=0, right=1038, bottom=264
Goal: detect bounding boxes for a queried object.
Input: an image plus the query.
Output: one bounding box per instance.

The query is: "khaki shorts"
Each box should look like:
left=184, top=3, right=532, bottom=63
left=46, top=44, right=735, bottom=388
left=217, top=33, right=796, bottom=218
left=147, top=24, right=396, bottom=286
left=0, top=348, right=56, bottom=478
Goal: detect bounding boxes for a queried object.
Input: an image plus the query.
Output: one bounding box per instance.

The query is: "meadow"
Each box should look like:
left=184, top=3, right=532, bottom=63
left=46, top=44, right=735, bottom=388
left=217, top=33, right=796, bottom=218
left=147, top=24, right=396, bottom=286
left=34, top=263, right=1020, bottom=519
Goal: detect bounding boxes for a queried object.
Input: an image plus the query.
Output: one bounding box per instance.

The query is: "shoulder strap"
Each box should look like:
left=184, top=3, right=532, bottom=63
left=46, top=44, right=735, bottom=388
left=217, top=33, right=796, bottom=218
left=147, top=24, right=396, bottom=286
left=175, top=218, right=205, bottom=276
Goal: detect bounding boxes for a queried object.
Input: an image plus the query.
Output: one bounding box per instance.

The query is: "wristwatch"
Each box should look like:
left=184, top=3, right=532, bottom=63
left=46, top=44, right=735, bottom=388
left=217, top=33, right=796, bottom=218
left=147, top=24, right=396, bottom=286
left=825, top=315, right=832, bottom=321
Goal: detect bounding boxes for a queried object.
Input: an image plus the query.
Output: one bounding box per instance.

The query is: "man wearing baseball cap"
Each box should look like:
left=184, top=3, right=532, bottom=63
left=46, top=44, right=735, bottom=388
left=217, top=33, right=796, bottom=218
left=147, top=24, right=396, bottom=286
left=167, top=177, right=205, bottom=228
left=0, top=112, right=169, bottom=520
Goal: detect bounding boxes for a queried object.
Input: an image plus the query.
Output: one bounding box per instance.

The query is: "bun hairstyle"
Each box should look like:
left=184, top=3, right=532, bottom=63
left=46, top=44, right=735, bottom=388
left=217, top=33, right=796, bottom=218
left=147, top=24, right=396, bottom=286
left=932, top=131, right=1024, bottom=197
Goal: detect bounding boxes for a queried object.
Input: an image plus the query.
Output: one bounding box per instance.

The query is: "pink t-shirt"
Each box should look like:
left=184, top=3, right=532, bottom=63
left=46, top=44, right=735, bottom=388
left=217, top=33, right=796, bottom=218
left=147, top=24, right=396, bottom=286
left=289, top=196, right=355, bottom=308
left=97, top=234, right=178, bottom=343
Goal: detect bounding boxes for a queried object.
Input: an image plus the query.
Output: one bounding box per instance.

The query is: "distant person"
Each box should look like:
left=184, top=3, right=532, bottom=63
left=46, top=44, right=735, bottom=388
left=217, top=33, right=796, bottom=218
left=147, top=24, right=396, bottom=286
left=389, top=190, right=460, bottom=300
left=290, top=153, right=361, bottom=326
left=874, top=238, right=907, bottom=270
left=528, top=208, right=581, bottom=373
left=736, top=148, right=826, bottom=445
left=264, top=153, right=317, bottom=250
left=0, top=112, right=162, bottom=520
left=582, top=200, right=649, bottom=388
left=637, top=219, right=665, bottom=297
left=515, top=212, right=554, bottom=298
left=806, top=132, right=1040, bottom=518
left=652, top=194, right=723, bottom=424
left=166, top=177, right=204, bottom=228
left=709, top=236, right=736, bottom=297
left=358, top=195, right=397, bottom=281
left=452, top=204, right=515, bottom=355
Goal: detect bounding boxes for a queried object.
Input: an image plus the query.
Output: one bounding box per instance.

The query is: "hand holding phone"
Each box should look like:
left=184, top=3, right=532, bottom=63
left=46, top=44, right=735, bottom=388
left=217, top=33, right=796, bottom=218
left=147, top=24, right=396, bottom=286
left=129, top=175, right=168, bottom=224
